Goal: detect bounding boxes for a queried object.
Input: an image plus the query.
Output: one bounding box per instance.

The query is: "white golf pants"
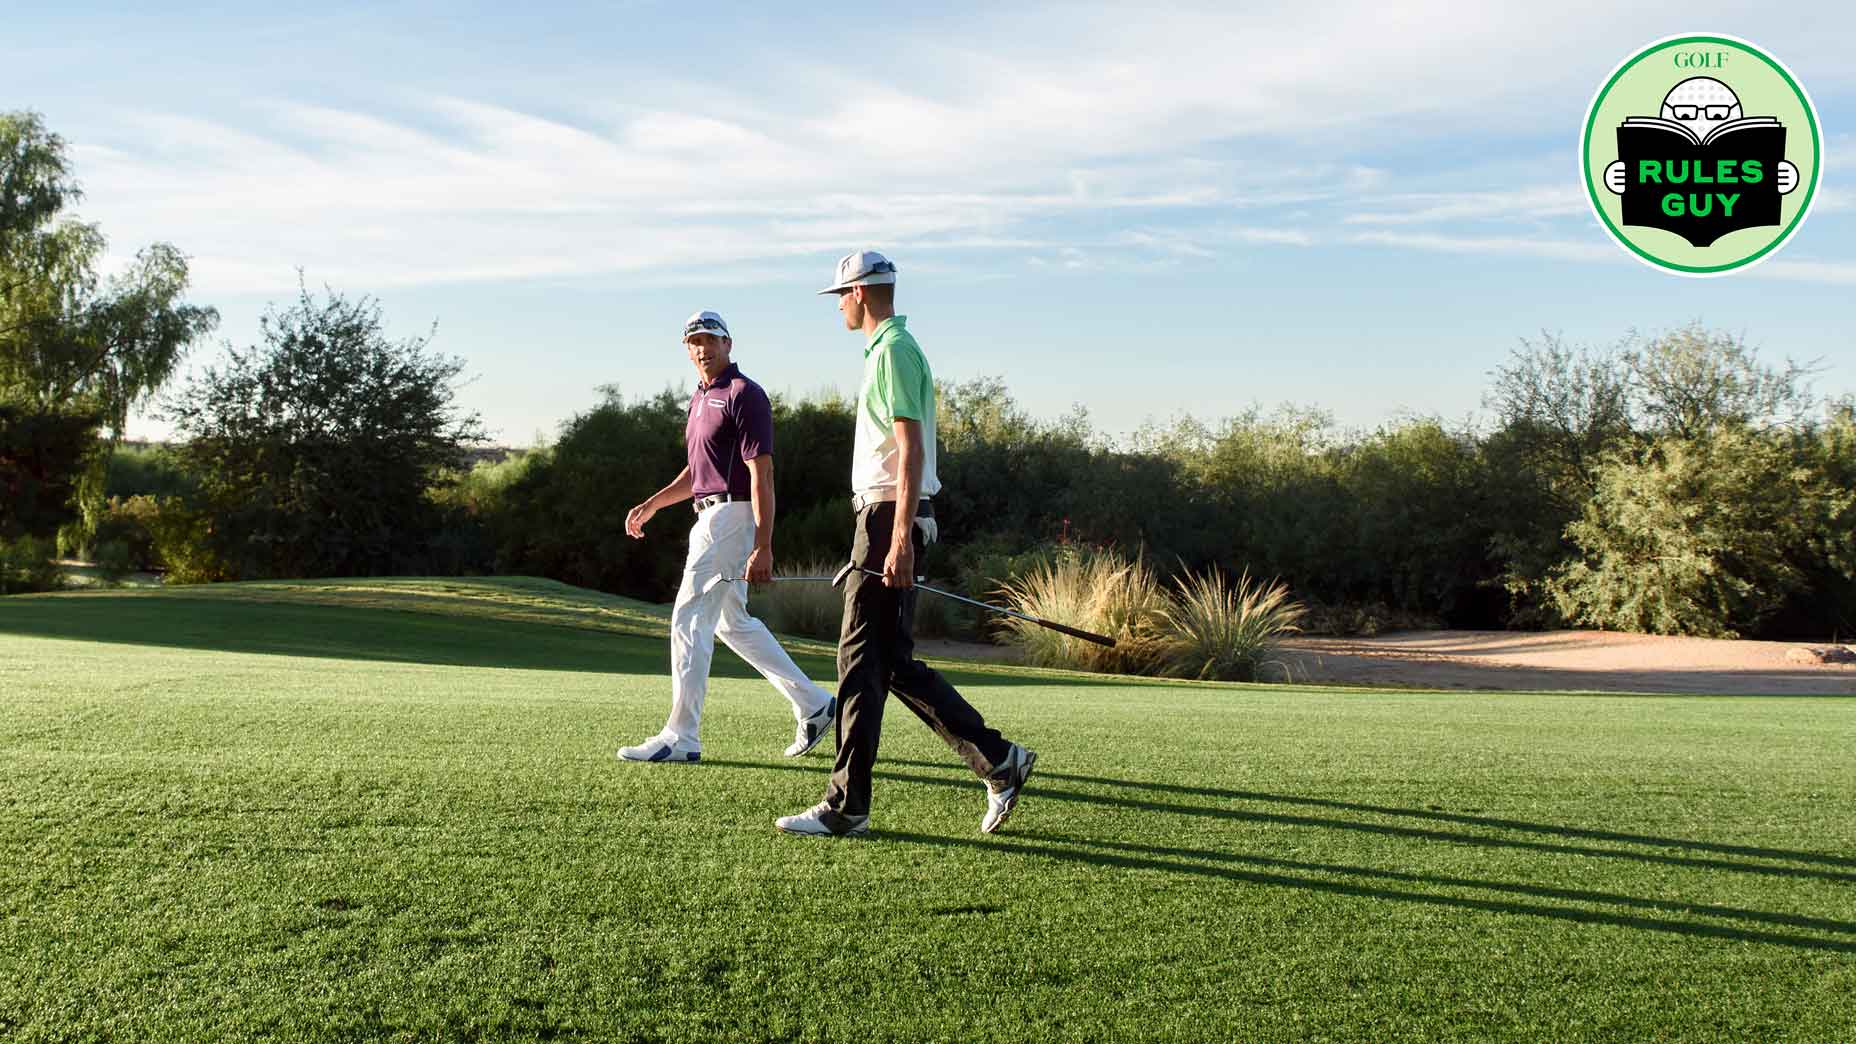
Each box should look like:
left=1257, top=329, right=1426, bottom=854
left=661, top=501, right=833, bottom=749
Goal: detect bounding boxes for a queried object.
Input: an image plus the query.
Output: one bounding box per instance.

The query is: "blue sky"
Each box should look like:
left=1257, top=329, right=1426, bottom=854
left=6, top=1, right=1852, bottom=445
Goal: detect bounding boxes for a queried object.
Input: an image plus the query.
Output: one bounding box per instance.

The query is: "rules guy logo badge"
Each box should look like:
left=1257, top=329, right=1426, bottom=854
left=1582, top=35, right=1821, bottom=276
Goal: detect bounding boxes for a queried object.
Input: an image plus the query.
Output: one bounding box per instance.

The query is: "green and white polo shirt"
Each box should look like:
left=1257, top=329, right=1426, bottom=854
left=853, top=315, right=941, bottom=502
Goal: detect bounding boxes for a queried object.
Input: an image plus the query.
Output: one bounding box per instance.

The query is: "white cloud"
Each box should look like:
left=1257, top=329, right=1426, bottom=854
left=1345, top=186, right=1590, bottom=227
left=1352, top=231, right=1620, bottom=263
left=54, top=0, right=1853, bottom=296
left=1815, top=189, right=1852, bottom=213
left=1749, top=259, right=1856, bottom=285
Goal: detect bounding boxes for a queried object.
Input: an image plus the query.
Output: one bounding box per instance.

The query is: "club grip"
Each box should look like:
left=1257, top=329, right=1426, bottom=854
left=1038, top=618, right=1118, bottom=648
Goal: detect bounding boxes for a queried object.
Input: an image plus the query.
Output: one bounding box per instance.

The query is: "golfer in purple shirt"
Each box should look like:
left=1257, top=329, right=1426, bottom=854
left=616, top=311, right=836, bottom=763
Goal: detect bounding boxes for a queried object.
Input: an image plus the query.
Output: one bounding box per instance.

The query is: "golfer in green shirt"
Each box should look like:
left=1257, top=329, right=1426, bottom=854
left=776, top=251, right=1037, bottom=838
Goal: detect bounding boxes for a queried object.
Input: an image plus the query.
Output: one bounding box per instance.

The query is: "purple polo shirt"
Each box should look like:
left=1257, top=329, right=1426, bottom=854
left=686, top=363, right=774, bottom=498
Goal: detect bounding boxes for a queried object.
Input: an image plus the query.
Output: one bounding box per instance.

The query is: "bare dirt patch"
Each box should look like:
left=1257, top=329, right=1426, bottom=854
left=1280, top=630, right=1856, bottom=695
left=920, top=631, right=1856, bottom=694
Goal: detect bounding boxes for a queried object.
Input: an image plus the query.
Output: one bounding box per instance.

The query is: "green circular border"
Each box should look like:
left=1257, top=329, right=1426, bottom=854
left=1581, top=33, right=1822, bottom=276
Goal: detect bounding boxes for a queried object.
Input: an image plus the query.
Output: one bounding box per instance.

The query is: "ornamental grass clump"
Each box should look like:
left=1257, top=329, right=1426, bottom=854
left=997, top=549, right=1172, bottom=674
left=998, top=550, right=1304, bottom=680
left=1157, top=568, right=1305, bottom=681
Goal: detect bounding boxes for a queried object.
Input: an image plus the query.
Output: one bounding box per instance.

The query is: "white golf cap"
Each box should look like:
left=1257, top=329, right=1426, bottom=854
left=682, top=310, right=731, bottom=341
left=817, top=250, right=898, bottom=295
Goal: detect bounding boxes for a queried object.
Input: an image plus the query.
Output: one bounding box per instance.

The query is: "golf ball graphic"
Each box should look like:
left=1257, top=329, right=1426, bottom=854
left=1660, top=76, right=1743, bottom=139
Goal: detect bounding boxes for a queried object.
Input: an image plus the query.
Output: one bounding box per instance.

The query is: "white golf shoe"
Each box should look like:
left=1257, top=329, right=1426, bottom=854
left=784, top=697, right=837, bottom=758
left=775, top=801, right=869, bottom=837
left=981, top=744, right=1037, bottom=834
left=616, top=734, right=701, bottom=763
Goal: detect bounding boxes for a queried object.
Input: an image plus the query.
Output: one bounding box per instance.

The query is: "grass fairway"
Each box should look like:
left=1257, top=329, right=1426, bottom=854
left=2, top=578, right=1854, bottom=1042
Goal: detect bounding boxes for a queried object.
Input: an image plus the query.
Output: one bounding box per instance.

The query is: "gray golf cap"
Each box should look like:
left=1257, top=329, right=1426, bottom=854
left=817, top=250, right=898, bottom=295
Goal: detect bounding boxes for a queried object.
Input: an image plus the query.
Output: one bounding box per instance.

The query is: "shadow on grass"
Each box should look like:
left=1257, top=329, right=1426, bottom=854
left=712, top=754, right=1856, bottom=933
left=877, top=829, right=1856, bottom=955
left=0, top=589, right=1150, bottom=690
left=0, top=594, right=684, bottom=677
left=881, top=759, right=1856, bottom=874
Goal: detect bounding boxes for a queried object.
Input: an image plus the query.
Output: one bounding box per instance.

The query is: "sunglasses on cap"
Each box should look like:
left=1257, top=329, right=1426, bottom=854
left=683, top=317, right=729, bottom=338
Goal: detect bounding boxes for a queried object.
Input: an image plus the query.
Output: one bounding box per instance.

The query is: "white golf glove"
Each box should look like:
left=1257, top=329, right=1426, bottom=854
left=914, top=515, right=939, bottom=546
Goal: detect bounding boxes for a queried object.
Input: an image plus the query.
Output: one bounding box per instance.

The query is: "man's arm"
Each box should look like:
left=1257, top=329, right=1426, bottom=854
left=883, top=418, right=924, bottom=588
left=744, top=454, right=776, bottom=582
left=625, top=466, right=694, bottom=539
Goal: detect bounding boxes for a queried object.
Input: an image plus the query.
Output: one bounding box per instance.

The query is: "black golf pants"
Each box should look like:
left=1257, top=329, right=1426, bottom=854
left=824, top=501, right=1012, bottom=818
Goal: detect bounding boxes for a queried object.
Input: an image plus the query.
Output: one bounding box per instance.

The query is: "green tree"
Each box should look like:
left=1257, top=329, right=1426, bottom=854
left=1334, top=419, right=1498, bottom=619
left=1484, top=333, right=1632, bottom=507
left=766, top=392, right=856, bottom=564
left=1481, top=334, right=1634, bottom=623
left=1547, top=427, right=1845, bottom=637
left=164, top=283, right=483, bottom=579
left=495, top=386, right=689, bottom=597
left=1776, top=400, right=1856, bottom=638
left=1624, top=323, right=1819, bottom=439
left=0, top=401, right=97, bottom=541
left=0, top=110, right=217, bottom=549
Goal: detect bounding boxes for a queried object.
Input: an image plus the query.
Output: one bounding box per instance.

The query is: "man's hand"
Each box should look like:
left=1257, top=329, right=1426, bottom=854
left=883, top=540, right=915, bottom=589
left=625, top=500, right=657, bottom=539
left=746, top=545, right=774, bottom=583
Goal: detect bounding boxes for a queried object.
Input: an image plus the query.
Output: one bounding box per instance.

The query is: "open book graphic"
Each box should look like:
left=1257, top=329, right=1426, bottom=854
left=1620, top=115, right=1780, bottom=147
left=1615, top=120, right=1785, bottom=247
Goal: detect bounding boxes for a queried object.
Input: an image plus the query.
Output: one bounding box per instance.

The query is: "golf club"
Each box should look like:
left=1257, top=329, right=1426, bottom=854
left=703, top=575, right=841, bottom=591
left=699, top=561, right=859, bottom=596
left=846, top=567, right=1118, bottom=648
left=710, top=562, right=1117, bottom=647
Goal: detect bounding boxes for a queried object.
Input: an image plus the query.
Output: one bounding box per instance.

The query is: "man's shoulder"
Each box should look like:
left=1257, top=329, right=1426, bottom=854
left=728, top=373, right=770, bottom=407
left=873, top=326, right=928, bottom=365
left=880, top=333, right=930, bottom=381
left=877, top=320, right=923, bottom=352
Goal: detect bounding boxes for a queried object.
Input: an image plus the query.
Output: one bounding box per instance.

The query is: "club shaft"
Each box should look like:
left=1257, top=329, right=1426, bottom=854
left=852, top=568, right=1118, bottom=647
left=720, top=568, right=1116, bottom=647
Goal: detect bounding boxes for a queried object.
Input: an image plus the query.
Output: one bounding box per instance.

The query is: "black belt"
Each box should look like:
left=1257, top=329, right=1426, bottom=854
left=853, top=496, right=932, bottom=518
left=693, top=493, right=745, bottom=514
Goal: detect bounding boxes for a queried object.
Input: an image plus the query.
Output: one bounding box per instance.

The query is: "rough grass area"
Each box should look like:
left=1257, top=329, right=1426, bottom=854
left=2, top=578, right=1854, bottom=1042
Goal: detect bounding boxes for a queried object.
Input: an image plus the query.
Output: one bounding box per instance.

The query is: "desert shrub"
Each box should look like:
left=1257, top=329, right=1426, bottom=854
left=779, top=500, right=856, bottom=575
left=92, top=539, right=134, bottom=583
left=1298, top=599, right=1444, bottom=637
left=909, top=578, right=982, bottom=641
left=997, top=548, right=1172, bottom=674
left=1157, top=569, right=1305, bottom=681
left=1329, top=420, right=1500, bottom=622
left=92, top=495, right=162, bottom=570
left=767, top=395, right=858, bottom=565
left=423, top=451, right=550, bottom=578
left=1548, top=427, right=1841, bottom=637
left=142, top=497, right=232, bottom=585
left=495, top=389, right=688, bottom=598
left=1780, top=402, right=1856, bottom=639
left=0, top=536, right=64, bottom=594
left=430, top=449, right=548, bottom=516
left=104, top=443, right=195, bottom=500
left=947, top=539, right=1066, bottom=600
